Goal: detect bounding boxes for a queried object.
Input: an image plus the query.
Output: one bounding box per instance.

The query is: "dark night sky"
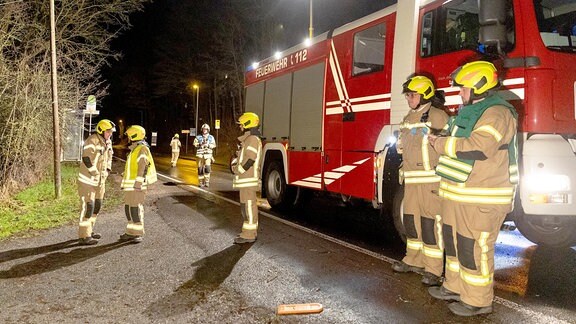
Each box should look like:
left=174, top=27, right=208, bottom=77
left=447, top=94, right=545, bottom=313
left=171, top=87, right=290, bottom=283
left=115, top=0, right=395, bottom=61
left=102, top=0, right=396, bottom=133
left=267, top=0, right=395, bottom=47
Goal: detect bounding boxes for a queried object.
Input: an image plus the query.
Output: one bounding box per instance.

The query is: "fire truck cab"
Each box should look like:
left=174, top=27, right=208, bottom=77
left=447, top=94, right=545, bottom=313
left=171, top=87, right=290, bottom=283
left=244, top=0, right=576, bottom=247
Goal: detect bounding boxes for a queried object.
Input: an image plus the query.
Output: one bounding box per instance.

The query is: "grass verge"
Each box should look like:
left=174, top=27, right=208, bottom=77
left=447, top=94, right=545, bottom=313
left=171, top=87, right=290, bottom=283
left=0, top=163, right=123, bottom=240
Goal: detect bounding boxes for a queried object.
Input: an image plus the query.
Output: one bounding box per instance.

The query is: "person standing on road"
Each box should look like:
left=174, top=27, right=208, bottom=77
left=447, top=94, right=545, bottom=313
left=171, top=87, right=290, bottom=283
left=77, top=119, right=116, bottom=245
left=231, top=112, right=262, bottom=244
left=393, top=76, right=449, bottom=287
left=428, top=61, right=518, bottom=316
left=170, top=134, right=182, bottom=167
left=193, top=124, right=216, bottom=187
left=120, top=125, right=157, bottom=243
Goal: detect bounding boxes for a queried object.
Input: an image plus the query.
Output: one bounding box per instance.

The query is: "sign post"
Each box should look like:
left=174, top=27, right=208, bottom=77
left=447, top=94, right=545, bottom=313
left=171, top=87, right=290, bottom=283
left=85, top=95, right=98, bottom=135
left=215, top=119, right=220, bottom=155
left=182, top=129, right=190, bottom=153
left=151, top=132, right=158, bottom=147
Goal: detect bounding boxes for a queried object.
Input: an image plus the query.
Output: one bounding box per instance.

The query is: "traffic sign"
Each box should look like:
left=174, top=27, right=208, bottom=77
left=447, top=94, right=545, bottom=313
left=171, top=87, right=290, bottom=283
left=86, top=95, right=96, bottom=111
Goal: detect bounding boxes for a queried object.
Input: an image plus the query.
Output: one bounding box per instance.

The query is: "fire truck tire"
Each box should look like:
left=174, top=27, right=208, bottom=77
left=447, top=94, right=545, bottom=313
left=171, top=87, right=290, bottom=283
left=264, top=161, right=297, bottom=211
left=515, top=214, right=576, bottom=248
left=391, top=185, right=407, bottom=243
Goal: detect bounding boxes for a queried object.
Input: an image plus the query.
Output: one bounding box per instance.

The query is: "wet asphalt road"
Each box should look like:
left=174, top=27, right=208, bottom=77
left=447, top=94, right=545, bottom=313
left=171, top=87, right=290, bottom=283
left=154, top=154, right=576, bottom=322
left=0, top=154, right=573, bottom=323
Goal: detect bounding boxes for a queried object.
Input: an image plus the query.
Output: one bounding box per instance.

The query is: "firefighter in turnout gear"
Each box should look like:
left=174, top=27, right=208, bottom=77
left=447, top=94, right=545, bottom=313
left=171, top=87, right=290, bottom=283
left=428, top=61, right=518, bottom=316
left=77, top=119, right=116, bottom=245
left=393, top=76, right=449, bottom=287
left=231, top=112, right=262, bottom=244
left=193, top=124, right=216, bottom=187
left=120, top=125, right=157, bottom=243
left=170, top=133, right=182, bottom=167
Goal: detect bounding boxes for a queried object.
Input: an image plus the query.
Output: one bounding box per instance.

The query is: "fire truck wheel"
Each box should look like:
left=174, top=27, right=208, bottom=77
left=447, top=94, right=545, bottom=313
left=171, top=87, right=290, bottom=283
left=392, top=185, right=407, bottom=243
left=264, top=161, right=297, bottom=211
left=515, top=214, right=576, bottom=248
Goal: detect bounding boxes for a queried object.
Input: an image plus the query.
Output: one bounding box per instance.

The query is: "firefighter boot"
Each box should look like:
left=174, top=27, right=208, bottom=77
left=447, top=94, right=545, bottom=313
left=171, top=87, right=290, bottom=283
left=78, top=237, right=98, bottom=245
left=119, top=233, right=142, bottom=243
left=421, top=272, right=442, bottom=286
left=234, top=236, right=256, bottom=244
left=448, top=301, right=493, bottom=316
left=392, top=261, right=424, bottom=274
left=428, top=286, right=460, bottom=301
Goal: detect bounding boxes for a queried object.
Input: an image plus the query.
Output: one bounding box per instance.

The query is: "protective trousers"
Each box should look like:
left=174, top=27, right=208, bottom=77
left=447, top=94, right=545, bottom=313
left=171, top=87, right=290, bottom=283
left=401, top=183, right=444, bottom=276
left=441, top=199, right=507, bottom=307
left=90, top=181, right=107, bottom=233
left=198, top=156, right=212, bottom=185
left=78, top=183, right=96, bottom=239
left=238, top=188, right=258, bottom=240
left=171, top=151, right=180, bottom=166
left=124, top=191, right=146, bottom=237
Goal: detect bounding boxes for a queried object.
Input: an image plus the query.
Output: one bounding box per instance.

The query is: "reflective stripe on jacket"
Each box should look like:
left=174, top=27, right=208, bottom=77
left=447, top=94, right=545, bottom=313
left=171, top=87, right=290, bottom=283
left=233, top=130, right=262, bottom=189
left=435, top=95, right=518, bottom=185
left=397, top=103, right=448, bottom=185
left=170, top=138, right=181, bottom=152
left=193, top=134, right=216, bottom=159
left=121, top=142, right=157, bottom=191
left=432, top=95, right=518, bottom=206
left=78, top=133, right=112, bottom=187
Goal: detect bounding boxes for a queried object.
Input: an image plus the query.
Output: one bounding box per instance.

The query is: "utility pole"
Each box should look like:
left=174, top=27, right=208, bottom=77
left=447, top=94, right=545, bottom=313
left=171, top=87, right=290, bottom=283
left=50, top=0, right=62, bottom=198
left=309, top=0, right=314, bottom=39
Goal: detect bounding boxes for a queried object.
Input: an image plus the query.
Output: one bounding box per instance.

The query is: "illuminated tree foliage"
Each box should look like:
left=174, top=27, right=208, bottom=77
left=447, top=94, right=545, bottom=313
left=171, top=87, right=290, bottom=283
left=0, top=0, right=148, bottom=197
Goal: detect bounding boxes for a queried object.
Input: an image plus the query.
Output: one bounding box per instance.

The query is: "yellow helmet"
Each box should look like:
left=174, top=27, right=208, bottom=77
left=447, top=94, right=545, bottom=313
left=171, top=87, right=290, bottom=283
left=450, top=61, right=499, bottom=95
left=402, top=76, right=435, bottom=100
left=96, top=119, right=116, bottom=135
left=237, top=112, right=259, bottom=129
left=174, top=134, right=179, bottom=138
left=125, top=125, right=146, bottom=142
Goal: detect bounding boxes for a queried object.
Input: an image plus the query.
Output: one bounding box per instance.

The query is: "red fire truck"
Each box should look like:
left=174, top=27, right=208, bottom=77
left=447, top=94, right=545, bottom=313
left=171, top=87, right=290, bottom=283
left=244, top=0, right=576, bottom=247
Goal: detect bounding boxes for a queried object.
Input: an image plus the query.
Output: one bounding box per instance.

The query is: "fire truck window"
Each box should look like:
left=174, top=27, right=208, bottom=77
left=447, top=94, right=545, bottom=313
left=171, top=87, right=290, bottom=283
left=353, top=24, right=385, bottom=76
left=422, top=0, right=515, bottom=57
left=535, top=0, right=576, bottom=51
left=421, top=12, right=434, bottom=57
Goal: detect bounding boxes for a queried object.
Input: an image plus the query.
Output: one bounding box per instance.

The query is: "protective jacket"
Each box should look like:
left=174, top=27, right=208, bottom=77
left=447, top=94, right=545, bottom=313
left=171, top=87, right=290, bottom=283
left=193, top=134, right=216, bottom=159
left=78, top=133, right=112, bottom=187
left=398, top=102, right=449, bottom=185
left=232, top=129, right=262, bottom=189
left=434, top=95, right=518, bottom=206
left=170, top=138, right=181, bottom=152
left=121, top=141, right=157, bottom=191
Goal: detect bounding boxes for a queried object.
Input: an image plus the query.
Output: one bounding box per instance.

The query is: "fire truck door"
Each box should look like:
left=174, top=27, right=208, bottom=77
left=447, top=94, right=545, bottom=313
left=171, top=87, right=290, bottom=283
left=323, top=117, right=343, bottom=193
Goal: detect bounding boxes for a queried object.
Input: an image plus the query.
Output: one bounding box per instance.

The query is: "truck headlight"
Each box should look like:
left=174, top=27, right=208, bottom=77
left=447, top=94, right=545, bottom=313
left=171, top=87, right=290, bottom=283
left=524, top=174, right=571, bottom=204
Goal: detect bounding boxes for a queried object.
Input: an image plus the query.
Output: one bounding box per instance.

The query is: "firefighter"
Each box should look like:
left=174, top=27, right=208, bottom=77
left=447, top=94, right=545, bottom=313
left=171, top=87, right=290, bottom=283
left=77, top=119, right=116, bottom=245
left=120, top=125, right=157, bottom=243
left=393, top=76, right=449, bottom=287
left=193, top=124, right=216, bottom=187
left=170, top=133, right=182, bottom=167
left=428, top=61, right=518, bottom=316
left=231, top=112, right=262, bottom=244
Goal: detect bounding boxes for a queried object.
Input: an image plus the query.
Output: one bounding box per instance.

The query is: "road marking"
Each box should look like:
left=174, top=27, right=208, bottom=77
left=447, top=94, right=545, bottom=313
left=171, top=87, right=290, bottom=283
left=159, top=171, right=570, bottom=323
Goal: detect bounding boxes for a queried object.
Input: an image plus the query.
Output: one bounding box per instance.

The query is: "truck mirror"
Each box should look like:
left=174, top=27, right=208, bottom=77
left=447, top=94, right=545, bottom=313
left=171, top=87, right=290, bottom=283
left=478, top=0, right=508, bottom=49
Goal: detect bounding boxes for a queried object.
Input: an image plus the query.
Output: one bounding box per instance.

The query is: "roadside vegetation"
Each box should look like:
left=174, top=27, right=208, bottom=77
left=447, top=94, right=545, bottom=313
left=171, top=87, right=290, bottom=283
left=0, top=0, right=148, bottom=241
left=0, top=1, right=148, bottom=200
left=0, top=164, right=123, bottom=240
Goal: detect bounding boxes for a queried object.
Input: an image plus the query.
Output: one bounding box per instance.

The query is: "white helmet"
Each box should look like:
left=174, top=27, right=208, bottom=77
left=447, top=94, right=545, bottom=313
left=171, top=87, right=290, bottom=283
left=201, top=123, right=210, bottom=132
